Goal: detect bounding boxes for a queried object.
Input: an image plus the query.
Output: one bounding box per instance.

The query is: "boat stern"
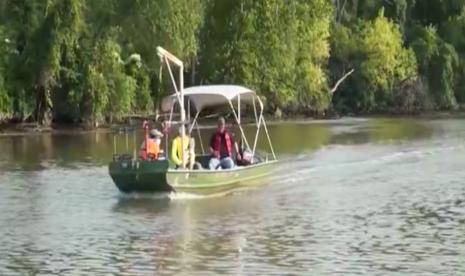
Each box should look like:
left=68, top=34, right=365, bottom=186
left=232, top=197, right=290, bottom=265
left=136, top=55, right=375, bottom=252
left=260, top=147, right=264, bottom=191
left=109, top=155, right=172, bottom=193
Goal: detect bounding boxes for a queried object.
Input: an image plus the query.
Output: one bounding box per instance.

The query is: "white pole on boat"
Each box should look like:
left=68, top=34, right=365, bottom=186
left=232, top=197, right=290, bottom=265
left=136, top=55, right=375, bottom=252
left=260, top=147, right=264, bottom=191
left=188, top=99, right=191, bottom=127
left=180, top=63, right=186, bottom=169
left=252, top=96, right=263, bottom=161
left=237, top=94, right=241, bottom=124
left=197, top=123, right=205, bottom=154
left=157, top=47, right=183, bottom=67
left=228, top=100, right=250, bottom=152
left=189, top=111, right=205, bottom=154
left=157, top=46, right=186, bottom=169
left=164, top=56, right=182, bottom=104
left=252, top=97, right=258, bottom=128
left=125, top=132, right=129, bottom=152
left=257, top=97, right=276, bottom=160
left=133, top=130, right=136, bottom=159
left=113, top=135, right=116, bottom=154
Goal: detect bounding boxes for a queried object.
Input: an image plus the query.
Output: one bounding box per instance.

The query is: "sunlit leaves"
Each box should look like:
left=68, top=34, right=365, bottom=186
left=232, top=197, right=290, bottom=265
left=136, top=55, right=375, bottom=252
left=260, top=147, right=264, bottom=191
left=200, top=0, right=333, bottom=113
left=361, top=10, right=417, bottom=91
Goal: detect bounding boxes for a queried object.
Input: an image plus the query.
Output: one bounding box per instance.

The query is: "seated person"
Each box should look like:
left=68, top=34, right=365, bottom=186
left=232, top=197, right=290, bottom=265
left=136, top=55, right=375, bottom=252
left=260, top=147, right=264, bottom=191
left=235, top=136, right=253, bottom=166
left=139, top=129, right=163, bottom=160
left=209, top=117, right=240, bottom=170
left=171, top=126, right=196, bottom=170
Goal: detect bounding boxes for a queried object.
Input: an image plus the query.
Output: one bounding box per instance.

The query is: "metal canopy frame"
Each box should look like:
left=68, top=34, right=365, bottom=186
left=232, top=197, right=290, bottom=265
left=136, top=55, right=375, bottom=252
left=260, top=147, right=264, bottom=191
left=157, top=46, right=187, bottom=168
left=157, top=47, right=276, bottom=169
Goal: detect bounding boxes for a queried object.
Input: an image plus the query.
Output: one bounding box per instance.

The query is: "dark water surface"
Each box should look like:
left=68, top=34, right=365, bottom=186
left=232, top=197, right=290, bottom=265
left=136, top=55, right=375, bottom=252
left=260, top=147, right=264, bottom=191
left=1, top=118, right=465, bottom=275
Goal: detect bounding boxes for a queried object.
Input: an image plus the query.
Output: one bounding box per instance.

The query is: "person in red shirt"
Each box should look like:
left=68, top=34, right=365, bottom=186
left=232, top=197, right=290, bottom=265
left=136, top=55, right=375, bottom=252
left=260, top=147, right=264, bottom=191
left=209, top=117, right=240, bottom=170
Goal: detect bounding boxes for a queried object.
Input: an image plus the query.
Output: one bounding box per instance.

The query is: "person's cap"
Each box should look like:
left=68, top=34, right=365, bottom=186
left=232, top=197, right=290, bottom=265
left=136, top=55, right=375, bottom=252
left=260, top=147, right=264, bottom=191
left=150, top=129, right=164, bottom=137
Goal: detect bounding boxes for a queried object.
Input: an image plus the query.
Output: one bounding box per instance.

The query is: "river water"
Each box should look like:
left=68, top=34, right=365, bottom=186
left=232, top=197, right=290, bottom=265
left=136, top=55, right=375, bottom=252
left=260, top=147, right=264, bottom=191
left=1, top=117, right=465, bottom=275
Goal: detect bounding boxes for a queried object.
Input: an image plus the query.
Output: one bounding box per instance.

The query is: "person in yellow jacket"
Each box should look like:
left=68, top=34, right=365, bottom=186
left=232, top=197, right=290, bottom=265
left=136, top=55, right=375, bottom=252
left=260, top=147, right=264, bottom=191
left=171, top=126, right=196, bottom=170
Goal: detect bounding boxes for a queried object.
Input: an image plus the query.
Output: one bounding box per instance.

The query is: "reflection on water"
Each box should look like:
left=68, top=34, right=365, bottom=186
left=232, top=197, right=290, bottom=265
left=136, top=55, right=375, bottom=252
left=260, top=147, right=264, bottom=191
left=1, top=117, right=465, bottom=274
left=0, top=118, right=433, bottom=170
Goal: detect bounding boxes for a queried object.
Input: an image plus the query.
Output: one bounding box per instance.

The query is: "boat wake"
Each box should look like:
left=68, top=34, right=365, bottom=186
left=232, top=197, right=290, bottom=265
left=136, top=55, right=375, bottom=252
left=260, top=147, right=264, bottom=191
left=118, top=190, right=238, bottom=201
left=118, top=192, right=172, bottom=200
left=169, top=192, right=213, bottom=200
left=269, top=141, right=465, bottom=188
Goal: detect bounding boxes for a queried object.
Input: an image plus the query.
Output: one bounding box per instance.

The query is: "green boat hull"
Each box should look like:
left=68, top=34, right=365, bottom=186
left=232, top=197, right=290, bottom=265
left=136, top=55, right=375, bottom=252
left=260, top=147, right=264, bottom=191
left=109, top=157, right=278, bottom=195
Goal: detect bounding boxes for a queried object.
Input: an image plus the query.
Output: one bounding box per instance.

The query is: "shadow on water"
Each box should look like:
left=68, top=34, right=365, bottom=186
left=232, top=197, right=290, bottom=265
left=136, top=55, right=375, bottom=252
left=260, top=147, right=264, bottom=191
left=112, top=195, right=172, bottom=215
left=112, top=187, right=265, bottom=215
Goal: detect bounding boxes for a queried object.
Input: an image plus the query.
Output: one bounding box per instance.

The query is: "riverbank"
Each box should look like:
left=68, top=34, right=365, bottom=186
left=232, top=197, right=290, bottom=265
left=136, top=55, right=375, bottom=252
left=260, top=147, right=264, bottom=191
left=0, top=122, right=114, bottom=137
left=1, top=110, right=464, bottom=137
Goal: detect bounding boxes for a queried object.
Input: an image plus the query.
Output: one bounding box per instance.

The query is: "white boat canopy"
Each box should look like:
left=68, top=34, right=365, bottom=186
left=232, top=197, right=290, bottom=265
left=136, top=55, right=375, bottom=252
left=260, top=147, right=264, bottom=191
left=157, top=46, right=275, bottom=169
left=161, top=85, right=256, bottom=112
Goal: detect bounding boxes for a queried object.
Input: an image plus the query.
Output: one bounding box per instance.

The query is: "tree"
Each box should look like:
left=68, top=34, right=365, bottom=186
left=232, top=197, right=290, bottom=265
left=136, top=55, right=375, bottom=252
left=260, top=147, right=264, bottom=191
left=10, top=0, right=83, bottom=125
left=410, top=25, right=459, bottom=108
left=80, top=38, right=136, bottom=124
left=331, top=10, right=417, bottom=112
left=294, top=0, right=333, bottom=113
left=360, top=10, right=417, bottom=92
left=200, top=0, right=333, bottom=114
left=125, top=54, right=152, bottom=113
left=0, top=26, right=12, bottom=119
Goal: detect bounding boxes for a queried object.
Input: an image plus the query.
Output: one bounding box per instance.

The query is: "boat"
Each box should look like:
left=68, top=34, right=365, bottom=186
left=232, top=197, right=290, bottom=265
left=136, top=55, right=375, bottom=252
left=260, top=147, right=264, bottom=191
left=108, top=47, right=278, bottom=195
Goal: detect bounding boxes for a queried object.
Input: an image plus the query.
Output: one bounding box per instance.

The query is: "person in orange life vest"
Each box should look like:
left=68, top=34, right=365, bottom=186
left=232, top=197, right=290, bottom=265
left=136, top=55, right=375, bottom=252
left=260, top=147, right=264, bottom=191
left=209, top=117, right=240, bottom=170
left=139, top=129, right=163, bottom=160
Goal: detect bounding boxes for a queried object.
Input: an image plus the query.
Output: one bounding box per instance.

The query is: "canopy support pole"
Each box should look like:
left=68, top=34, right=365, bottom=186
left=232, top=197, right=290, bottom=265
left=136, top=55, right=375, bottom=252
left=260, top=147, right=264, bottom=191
left=133, top=130, right=136, bottom=159
left=228, top=100, right=250, bottom=152
left=188, top=111, right=200, bottom=133
left=158, top=46, right=186, bottom=169
left=257, top=97, right=276, bottom=160
left=164, top=56, right=180, bottom=100
left=188, top=99, right=191, bottom=125
left=189, top=110, right=205, bottom=154
left=252, top=97, right=258, bottom=128
left=180, top=64, right=186, bottom=169
left=197, top=123, right=205, bottom=155
left=113, top=135, right=116, bottom=154
left=167, top=105, right=174, bottom=155
left=252, top=97, right=263, bottom=161
left=237, top=94, right=241, bottom=124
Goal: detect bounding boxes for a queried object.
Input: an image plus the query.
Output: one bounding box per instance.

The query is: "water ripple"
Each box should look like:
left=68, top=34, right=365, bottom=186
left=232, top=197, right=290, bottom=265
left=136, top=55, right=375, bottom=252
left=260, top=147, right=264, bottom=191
left=1, top=119, right=465, bottom=274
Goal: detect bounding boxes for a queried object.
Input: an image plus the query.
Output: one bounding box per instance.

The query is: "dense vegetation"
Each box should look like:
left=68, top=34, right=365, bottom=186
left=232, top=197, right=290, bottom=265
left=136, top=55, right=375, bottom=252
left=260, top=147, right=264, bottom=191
left=1, top=0, right=465, bottom=126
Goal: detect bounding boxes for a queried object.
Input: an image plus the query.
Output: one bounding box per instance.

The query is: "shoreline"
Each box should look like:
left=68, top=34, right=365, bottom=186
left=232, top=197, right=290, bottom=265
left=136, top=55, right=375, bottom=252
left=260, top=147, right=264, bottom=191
left=1, top=110, right=464, bottom=137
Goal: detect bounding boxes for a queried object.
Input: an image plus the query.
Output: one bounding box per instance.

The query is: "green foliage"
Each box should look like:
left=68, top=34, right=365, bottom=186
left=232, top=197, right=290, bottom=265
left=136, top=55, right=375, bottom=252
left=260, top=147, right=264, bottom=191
left=331, top=11, right=418, bottom=112
left=101, top=0, right=203, bottom=67
left=0, top=0, right=203, bottom=124
left=293, top=0, right=332, bottom=112
left=8, top=0, right=83, bottom=124
left=410, top=25, right=439, bottom=74
left=200, top=0, right=333, bottom=112
left=83, top=65, right=108, bottom=122
left=412, top=0, right=464, bottom=26
left=439, top=10, right=465, bottom=103
left=125, top=54, right=152, bottom=112
left=428, top=43, right=459, bottom=109
left=410, top=25, right=459, bottom=109
left=0, top=26, right=12, bottom=117
left=3, top=0, right=465, bottom=123
left=82, top=38, right=136, bottom=122
left=360, top=11, right=417, bottom=91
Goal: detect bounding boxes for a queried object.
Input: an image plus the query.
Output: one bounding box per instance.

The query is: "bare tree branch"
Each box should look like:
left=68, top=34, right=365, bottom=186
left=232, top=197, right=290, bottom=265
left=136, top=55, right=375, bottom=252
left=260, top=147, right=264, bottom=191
left=330, top=68, right=354, bottom=94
